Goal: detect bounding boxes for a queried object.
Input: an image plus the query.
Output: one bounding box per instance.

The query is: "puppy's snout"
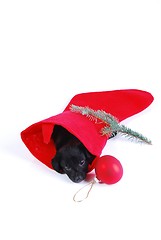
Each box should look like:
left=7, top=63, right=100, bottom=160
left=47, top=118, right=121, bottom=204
left=74, top=175, right=84, bottom=183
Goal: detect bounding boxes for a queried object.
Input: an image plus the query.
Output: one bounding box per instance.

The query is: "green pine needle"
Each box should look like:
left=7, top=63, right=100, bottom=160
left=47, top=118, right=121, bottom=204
left=70, top=104, right=152, bottom=145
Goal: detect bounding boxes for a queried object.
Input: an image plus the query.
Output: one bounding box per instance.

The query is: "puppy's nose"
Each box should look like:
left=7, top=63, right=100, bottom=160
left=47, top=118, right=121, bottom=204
left=74, top=175, right=84, bottom=183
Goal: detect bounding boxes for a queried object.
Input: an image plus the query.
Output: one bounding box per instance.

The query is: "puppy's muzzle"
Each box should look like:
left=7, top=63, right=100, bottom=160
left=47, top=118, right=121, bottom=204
left=68, top=173, right=85, bottom=183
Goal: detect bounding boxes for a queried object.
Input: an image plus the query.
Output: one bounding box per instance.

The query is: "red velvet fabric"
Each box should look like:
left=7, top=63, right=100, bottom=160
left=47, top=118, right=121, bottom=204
left=21, top=89, right=154, bottom=171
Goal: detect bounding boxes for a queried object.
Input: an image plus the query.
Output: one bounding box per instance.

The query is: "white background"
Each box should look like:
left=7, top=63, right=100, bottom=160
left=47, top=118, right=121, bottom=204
left=0, top=0, right=161, bottom=239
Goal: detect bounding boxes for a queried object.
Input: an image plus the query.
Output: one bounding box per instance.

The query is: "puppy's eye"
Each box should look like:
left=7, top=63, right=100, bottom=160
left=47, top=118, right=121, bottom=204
left=64, top=166, right=71, bottom=171
left=79, top=159, right=85, bottom=166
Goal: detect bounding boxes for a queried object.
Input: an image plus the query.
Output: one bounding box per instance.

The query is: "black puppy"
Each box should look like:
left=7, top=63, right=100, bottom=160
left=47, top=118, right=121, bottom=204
left=51, top=125, right=95, bottom=183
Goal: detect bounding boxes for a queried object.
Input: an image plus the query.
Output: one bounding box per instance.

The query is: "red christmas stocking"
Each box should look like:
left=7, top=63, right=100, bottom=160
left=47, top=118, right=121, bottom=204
left=21, top=89, right=154, bottom=171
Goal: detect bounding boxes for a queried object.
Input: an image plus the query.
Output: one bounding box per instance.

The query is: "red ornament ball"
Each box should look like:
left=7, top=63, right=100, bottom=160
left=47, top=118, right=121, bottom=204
left=95, top=155, right=123, bottom=184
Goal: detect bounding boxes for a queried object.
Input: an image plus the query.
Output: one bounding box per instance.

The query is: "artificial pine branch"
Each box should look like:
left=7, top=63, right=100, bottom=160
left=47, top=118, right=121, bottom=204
left=70, top=104, right=152, bottom=145
left=119, top=125, right=152, bottom=144
left=102, top=125, right=152, bottom=144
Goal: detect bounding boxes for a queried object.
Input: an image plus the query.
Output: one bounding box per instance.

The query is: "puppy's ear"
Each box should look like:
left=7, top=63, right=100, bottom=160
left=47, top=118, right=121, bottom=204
left=51, top=126, right=64, bottom=150
left=52, top=125, right=74, bottom=150
left=51, top=155, right=64, bottom=174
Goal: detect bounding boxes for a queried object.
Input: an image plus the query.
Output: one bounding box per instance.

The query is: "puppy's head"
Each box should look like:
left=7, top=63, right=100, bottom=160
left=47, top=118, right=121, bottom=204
left=51, top=142, right=95, bottom=183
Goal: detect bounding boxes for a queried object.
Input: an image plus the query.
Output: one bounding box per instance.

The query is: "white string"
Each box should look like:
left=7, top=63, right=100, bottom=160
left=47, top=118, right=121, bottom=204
left=73, top=178, right=98, bottom=202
